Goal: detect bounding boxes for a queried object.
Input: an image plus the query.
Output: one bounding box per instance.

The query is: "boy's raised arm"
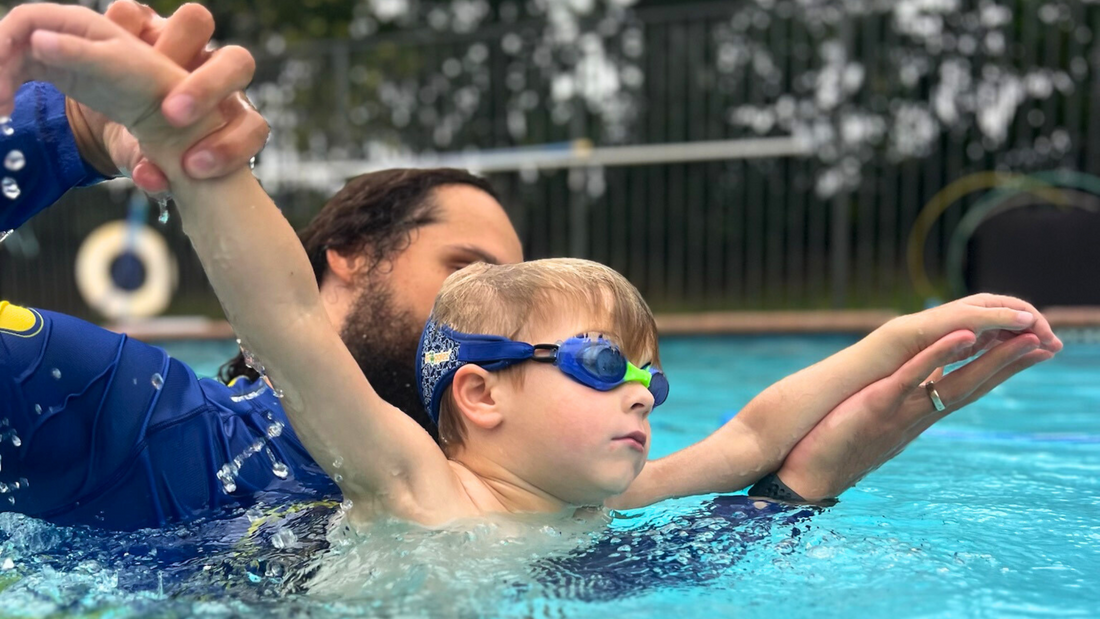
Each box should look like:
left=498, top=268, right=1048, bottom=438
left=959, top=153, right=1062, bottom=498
left=0, top=5, right=471, bottom=524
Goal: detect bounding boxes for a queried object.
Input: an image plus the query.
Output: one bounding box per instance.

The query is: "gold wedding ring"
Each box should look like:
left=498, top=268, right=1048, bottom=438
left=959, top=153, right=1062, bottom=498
left=924, top=380, right=946, bottom=412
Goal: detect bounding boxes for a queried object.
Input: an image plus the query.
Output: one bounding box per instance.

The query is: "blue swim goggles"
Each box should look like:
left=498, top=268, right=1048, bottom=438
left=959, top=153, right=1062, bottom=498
left=417, top=320, right=669, bottom=425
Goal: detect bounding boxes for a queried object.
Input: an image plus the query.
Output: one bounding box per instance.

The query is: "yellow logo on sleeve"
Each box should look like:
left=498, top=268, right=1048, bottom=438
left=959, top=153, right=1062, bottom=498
left=0, top=302, right=44, bottom=338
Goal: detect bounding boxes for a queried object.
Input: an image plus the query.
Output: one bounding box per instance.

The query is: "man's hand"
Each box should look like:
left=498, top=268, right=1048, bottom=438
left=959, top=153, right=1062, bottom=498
left=0, top=2, right=228, bottom=181
left=66, top=2, right=266, bottom=192
left=769, top=329, right=1055, bottom=502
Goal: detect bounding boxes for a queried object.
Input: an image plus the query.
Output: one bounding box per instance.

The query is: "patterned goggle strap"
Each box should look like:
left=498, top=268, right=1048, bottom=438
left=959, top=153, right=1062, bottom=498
left=416, top=320, right=534, bottom=424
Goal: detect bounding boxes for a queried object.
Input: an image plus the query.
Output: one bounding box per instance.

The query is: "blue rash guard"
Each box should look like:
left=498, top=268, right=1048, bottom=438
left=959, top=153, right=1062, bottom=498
left=0, top=303, right=339, bottom=530
left=0, top=83, right=338, bottom=530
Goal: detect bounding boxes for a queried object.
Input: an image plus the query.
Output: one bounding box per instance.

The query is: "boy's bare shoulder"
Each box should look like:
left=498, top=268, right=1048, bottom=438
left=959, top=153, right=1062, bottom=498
left=346, top=461, right=500, bottom=526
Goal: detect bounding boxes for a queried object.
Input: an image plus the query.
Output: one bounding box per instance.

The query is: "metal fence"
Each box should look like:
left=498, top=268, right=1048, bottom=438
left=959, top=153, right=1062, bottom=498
left=3, top=0, right=1099, bottom=321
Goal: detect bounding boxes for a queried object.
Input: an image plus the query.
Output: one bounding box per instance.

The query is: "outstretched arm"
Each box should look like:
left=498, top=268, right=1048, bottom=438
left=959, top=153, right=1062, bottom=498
left=0, top=4, right=470, bottom=524
left=609, top=296, right=1061, bottom=509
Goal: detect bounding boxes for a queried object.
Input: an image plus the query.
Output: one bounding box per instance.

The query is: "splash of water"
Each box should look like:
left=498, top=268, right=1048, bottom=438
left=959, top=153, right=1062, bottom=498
left=2, top=177, right=19, bottom=200
left=156, top=197, right=171, bottom=225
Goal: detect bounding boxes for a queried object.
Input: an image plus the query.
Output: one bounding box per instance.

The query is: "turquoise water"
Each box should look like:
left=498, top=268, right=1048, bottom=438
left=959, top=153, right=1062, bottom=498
left=1, top=336, right=1097, bottom=617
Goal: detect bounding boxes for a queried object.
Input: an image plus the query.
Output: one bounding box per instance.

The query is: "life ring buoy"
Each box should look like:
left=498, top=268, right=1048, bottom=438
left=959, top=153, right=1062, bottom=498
left=75, top=221, right=177, bottom=319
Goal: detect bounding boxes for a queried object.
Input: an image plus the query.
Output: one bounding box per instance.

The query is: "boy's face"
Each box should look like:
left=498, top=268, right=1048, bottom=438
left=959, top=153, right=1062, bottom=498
left=496, top=316, right=656, bottom=506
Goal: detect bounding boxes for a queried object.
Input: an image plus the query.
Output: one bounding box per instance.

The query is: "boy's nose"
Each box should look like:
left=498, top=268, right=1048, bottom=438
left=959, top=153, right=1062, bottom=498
left=624, top=382, right=654, bottom=415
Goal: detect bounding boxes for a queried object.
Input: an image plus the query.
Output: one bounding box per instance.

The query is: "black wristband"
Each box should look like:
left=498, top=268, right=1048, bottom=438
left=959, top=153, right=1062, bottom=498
left=748, top=472, right=812, bottom=503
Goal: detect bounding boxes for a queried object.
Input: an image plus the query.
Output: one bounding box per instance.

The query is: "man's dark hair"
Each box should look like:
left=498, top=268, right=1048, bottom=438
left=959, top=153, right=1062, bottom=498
left=218, top=168, right=500, bottom=384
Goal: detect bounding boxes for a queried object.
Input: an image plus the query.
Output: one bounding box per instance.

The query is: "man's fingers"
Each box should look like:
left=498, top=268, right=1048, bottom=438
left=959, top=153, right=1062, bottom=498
left=949, top=349, right=1054, bottom=411
left=906, top=348, right=1053, bottom=439
left=152, top=3, right=215, bottom=68
left=162, top=45, right=256, bottom=127
left=182, top=98, right=269, bottom=178
left=932, top=333, right=1041, bottom=415
left=895, top=330, right=975, bottom=392
left=131, top=159, right=171, bottom=195
left=103, top=0, right=149, bottom=36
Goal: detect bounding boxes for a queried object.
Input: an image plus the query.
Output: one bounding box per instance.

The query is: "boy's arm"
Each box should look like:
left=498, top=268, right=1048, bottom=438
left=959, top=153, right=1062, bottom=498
left=609, top=298, right=1060, bottom=509
left=1, top=6, right=472, bottom=524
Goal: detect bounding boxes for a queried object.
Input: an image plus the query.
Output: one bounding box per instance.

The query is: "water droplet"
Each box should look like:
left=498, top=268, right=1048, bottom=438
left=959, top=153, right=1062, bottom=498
left=1, top=125, right=13, bottom=137
left=272, top=462, right=289, bottom=479
left=266, top=422, right=284, bottom=439
left=333, top=473, right=343, bottom=482
left=6, top=496, right=12, bottom=505
left=0, top=116, right=10, bottom=125
left=150, top=373, right=164, bottom=390
left=4, top=150, right=24, bottom=172
left=0, top=230, right=11, bottom=244
left=271, top=528, right=297, bottom=549
left=339, top=499, right=353, bottom=511
left=332, top=456, right=344, bottom=469
left=156, top=198, right=170, bottom=224
left=18, top=478, right=27, bottom=488
left=0, top=482, right=6, bottom=493
left=51, top=368, right=61, bottom=380
left=221, top=479, right=237, bottom=494
left=249, top=156, right=257, bottom=170
left=2, top=177, right=19, bottom=200
left=1, top=558, right=13, bottom=570
left=10, top=434, right=20, bottom=448
left=33, top=404, right=42, bottom=415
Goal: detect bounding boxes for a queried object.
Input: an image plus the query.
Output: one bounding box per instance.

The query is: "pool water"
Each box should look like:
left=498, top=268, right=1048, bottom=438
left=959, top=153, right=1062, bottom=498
left=1, top=335, right=1097, bottom=618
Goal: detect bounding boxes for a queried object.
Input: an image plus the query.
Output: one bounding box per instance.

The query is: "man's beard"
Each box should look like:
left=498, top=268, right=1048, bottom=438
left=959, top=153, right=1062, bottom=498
left=339, top=278, right=438, bottom=440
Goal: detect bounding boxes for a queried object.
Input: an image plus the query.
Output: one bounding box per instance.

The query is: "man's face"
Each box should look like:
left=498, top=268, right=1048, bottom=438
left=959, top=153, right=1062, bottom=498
left=338, top=185, right=523, bottom=433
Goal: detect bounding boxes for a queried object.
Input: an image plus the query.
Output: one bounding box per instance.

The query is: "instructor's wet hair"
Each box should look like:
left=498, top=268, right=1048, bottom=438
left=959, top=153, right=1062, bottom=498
left=218, top=168, right=499, bottom=384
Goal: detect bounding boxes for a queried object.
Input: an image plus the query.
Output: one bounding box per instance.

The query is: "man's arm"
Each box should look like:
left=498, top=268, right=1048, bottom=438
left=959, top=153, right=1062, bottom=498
left=0, top=82, right=107, bottom=232
left=1, top=5, right=473, bottom=525
left=609, top=297, right=1061, bottom=509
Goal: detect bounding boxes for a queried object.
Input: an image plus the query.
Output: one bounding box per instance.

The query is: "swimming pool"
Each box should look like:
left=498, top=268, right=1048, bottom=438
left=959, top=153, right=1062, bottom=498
left=1, top=335, right=1097, bottom=617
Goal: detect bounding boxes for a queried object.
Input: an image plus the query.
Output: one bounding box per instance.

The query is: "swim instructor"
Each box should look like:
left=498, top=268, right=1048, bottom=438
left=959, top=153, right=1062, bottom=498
left=0, top=2, right=1061, bottom=528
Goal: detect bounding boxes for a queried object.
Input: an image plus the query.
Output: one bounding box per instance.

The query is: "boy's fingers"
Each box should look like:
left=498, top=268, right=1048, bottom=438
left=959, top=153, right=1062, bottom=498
left=963, top=293, right=1060, bottom=351
left=29, top=30, right=100, bottom=71
left=152, top=3, right=215, bottom=68
left=182, top=99, right=269, bottom=178
left=162, top=46, right=256, bottom=126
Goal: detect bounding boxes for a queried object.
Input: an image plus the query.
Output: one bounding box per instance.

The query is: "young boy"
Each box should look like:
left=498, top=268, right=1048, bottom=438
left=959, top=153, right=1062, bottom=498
left=0, top=5, right=1058, bottom=527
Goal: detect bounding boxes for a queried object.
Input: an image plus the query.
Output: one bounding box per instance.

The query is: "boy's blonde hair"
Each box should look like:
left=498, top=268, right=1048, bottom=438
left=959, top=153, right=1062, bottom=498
left=431, top=258, right=660, bottom=453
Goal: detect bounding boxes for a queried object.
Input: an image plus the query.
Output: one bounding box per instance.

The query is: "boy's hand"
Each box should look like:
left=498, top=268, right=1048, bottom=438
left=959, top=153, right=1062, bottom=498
left=70, top=2, right=266, bottom=193
left=890, top=293, right=1062, bottom=358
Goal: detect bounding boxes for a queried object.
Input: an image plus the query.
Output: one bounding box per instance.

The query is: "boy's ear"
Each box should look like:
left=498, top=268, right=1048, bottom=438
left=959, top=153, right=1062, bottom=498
left=326, top=249, right=370, bottom=285
left=450, top=365, right=504, bottom=430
